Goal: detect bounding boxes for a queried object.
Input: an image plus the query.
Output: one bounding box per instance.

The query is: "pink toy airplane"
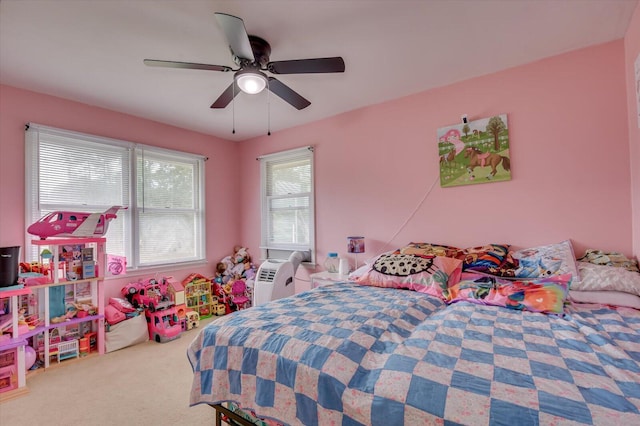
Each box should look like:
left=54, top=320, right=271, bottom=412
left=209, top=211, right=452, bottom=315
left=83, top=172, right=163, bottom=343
left=27, top=206, right=125, bottom=239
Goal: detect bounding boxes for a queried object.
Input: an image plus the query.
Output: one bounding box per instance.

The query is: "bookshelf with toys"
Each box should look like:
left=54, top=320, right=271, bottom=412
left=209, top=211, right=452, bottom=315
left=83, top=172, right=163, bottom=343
left=0, top=286, right=32, bottom=399
left=27, top=238, right=106, bottom=369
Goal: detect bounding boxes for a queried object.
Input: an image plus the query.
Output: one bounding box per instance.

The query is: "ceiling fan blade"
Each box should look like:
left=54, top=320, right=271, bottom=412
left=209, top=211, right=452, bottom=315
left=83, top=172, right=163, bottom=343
left=268, top=57, right=345, bottom=74
left=144, top=59, right=232, bottom=72
left=214, top=12, right=255, bottom=61
left=268, top=77, right=311, bottom=110
left=210, top=82, right=240, bottom=109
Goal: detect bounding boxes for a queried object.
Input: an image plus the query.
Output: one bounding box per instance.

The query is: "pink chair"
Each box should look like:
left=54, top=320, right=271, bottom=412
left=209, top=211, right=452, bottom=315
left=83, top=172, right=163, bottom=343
left=231, top=280, right=250, bottom=310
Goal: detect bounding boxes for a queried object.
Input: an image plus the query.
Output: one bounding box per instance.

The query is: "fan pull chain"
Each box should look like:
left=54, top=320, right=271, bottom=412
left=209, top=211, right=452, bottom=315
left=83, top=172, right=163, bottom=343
left=232, top=82, right=236, bottom=134
left=267, top=80, right=271, bottom=136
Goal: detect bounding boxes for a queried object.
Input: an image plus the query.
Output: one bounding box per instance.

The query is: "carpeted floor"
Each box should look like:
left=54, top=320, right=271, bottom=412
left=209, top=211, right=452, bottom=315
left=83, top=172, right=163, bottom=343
left=0, top=316, right=218, bottom=426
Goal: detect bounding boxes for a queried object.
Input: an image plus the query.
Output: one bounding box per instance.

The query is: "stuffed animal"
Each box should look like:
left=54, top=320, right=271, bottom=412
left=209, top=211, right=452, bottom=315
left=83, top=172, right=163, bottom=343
left=244, top=266, right=256, bottom=281
left=218, top=256, right=235, bottom=283
left=214, top=246, right=258, bottom=310
left=234, top=246, right=250, bottom=264
left=231, top=263, right=245, bottom=277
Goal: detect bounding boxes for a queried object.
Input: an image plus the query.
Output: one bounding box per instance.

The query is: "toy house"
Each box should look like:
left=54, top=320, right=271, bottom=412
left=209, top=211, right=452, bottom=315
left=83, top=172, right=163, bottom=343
left=0, top=286, right=32, bottom=399
left=23, top=238, right=106, bottom=372
left=183, top=274, right=213, bottom=319
left=165, top=277, right=187, bottom=320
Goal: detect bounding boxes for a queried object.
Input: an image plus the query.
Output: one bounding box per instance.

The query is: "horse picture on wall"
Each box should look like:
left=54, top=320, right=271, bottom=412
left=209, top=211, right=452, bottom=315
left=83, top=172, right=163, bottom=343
left=437, top=114, right=511, bottom=187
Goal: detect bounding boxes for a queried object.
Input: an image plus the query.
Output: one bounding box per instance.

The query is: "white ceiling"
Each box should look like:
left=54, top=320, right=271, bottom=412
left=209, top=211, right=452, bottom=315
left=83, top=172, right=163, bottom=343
left=1, top=0, right=637, bottom=141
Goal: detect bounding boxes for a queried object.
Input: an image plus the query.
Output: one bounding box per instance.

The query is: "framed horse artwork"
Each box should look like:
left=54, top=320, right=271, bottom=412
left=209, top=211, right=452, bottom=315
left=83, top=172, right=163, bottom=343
left=437, top=113, right=511, bottom=188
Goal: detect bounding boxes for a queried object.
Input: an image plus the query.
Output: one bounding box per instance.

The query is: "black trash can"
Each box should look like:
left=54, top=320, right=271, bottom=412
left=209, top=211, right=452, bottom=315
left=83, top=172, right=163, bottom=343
left=0, top=246, right=20, bottom=288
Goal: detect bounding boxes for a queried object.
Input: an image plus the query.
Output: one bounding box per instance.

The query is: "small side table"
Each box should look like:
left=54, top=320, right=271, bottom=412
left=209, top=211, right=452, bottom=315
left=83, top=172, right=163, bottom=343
left=310, top=271, right=350, bottom=289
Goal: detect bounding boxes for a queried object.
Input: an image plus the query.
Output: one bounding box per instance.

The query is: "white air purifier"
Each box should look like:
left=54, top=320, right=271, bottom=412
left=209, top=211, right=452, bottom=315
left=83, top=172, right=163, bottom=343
left=253, top=251, right=308, bottom=306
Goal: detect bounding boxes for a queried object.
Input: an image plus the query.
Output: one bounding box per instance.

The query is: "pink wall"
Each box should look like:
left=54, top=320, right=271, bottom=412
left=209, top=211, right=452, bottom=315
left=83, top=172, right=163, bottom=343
left=625, top=3, right=640, bottom=259
left=240, top=40, right=633, bottom=291
left=0, top=85, right=241, bottom=299
left=1, top=35, right=636, bottom=298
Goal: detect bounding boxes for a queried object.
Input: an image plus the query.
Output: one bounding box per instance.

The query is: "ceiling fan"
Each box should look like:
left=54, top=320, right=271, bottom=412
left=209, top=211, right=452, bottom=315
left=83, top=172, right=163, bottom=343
left=144, top=12, right=345, bottom=110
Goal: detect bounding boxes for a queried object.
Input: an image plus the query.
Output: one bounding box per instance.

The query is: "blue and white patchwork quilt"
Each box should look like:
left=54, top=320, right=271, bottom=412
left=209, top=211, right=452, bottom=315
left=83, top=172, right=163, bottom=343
left=188, top=282, right=640, bottom=425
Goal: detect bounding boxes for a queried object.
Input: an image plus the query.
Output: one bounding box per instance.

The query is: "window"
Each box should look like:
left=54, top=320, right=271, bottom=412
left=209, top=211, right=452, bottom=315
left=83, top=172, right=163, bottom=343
left=25, top=123, right=205, bottom=271
left=259, top=146, right=314, bottom=262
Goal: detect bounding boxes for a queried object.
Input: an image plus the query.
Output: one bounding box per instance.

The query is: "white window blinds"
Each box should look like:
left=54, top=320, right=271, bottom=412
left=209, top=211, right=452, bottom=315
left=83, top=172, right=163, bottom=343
left=260, top=147, right=314, bottom=261
left=25, top=123, right=205, bottom=271
left=136, top=148, right=203, bottom=265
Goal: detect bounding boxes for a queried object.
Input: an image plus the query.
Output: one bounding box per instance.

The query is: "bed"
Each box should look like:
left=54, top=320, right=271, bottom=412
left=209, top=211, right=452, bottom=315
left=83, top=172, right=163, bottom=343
left=187, top=241, right=640, bottom=425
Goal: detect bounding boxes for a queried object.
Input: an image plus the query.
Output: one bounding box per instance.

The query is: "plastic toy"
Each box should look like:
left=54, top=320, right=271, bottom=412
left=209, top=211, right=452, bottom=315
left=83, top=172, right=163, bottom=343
left=230, top=280, right=250, bottom=310
left=211, top=281, right=230, bottom=314
left=185, top=311, right=200, bottom=330
left=121, top=278, right=169, bottom=312
left=183, top=274, right=214, bottom=318
left=216, top=304, right=226, bottom=316
left=0, top=310, right=30, bottom=335
left=107, top=254, right=126, bottom=275
left=145, top=303, right=181, bottom=343
left=54, top=340, right=79, bottom=363
left=23, top=313, right=42, bottom=329
left=51, top=306, right=78, bottom=323
left=40, top=249, right=53, bottom=278
left=19, top=261, right=49, bottom=276
left=165, top=277, right=187, bottom=319
left=24, top=346, right=36, bottom=371
left=27, top=206, right=125, bottom=239
left=0, top=349, right=18, bottom=393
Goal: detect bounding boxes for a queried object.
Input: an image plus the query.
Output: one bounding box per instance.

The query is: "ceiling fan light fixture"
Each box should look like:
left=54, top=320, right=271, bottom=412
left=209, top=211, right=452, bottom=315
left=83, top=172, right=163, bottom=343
left=236, top=70, right=268, bottom=94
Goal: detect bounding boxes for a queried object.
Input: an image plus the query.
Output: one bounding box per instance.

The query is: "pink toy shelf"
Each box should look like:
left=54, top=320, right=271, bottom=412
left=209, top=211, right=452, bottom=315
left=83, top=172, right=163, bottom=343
left=0, top=286, right=32, bottom=399
left=28, top=238, right=106, bottom=369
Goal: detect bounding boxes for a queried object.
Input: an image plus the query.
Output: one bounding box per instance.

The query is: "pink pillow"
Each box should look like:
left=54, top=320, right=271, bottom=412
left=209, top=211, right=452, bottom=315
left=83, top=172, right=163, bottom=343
left=571, top=262, right=640, bottom=296
left=569, top=290, right=640, bottom=310
left=354, top=253, right=462, bottom=298
left=105, top=304, right=127, bottom=325
left=109, top=297, right=136, bottom=313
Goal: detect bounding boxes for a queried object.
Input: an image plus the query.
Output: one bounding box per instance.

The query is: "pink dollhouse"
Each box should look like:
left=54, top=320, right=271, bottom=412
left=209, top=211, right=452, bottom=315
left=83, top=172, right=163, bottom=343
left=0, top=287, right=32, bottom=398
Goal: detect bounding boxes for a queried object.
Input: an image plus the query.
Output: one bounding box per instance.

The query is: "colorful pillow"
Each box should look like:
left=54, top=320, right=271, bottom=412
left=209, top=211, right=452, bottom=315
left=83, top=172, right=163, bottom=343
left=570, top=262, right=640, bottom=296
left=446, top=273, right=571, bottom=314
left=354, top=252, right=462, bottom=298
left=398, top=242, right=461, bottom=258
left=458, top=244, right=510, bottom=273
left=487, top=251, right=521, bottom=278
left=511, top=240, right=579, bottom=280
left=577, top=249, right=639, bottom=273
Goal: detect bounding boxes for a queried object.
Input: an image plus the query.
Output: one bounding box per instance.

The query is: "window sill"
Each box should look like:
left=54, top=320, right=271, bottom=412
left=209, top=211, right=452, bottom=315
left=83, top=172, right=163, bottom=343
left=104, top=259, right=208, bottom=281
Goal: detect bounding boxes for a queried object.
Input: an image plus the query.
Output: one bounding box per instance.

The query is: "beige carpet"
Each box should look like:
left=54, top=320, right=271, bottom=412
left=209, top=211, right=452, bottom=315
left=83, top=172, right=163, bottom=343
left=0, top=316, right=218, bottom=425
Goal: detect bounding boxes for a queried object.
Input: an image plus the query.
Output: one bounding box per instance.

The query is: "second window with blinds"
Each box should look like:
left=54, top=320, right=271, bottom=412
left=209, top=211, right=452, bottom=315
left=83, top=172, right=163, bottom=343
left=259, top=146, right=315, bottom=263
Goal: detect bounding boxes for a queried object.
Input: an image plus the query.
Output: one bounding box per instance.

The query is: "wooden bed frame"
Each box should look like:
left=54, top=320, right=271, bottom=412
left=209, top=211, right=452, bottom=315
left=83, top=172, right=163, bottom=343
left=211, top=403, right=257, bottom=426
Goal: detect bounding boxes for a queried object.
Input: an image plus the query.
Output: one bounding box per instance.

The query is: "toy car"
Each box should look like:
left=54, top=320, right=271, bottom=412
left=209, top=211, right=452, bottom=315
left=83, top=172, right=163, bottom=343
left=122, top=278, right=169, bottom=312
left=145, top=303, right=181, bottom=343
